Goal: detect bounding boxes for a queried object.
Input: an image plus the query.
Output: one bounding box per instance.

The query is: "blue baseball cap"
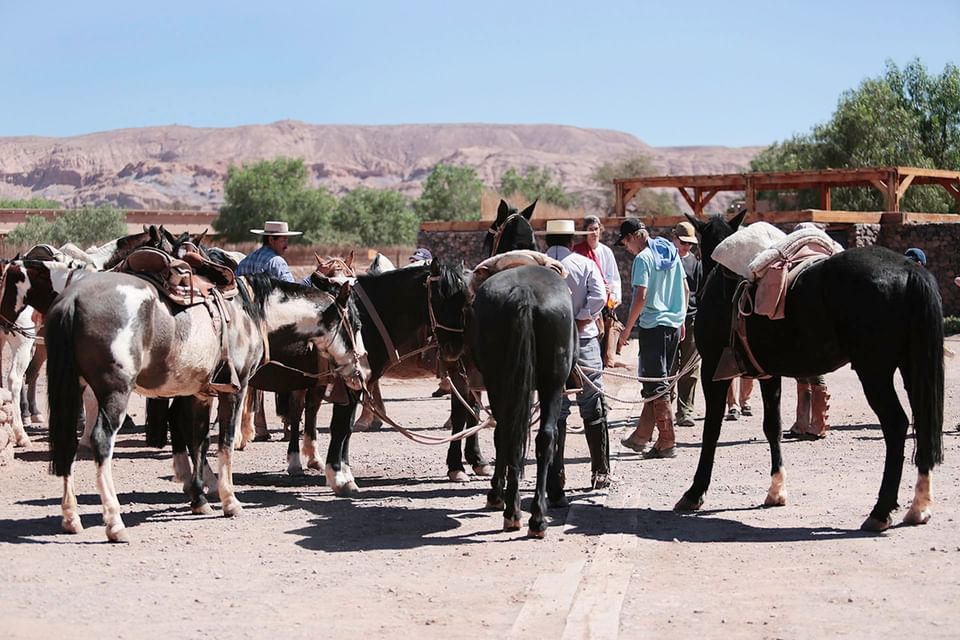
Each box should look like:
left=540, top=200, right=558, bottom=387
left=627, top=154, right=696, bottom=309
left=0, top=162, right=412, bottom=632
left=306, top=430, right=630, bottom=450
left=410, top=247, right=432, bottom=262
left=904, top=248, right=926, bottom=266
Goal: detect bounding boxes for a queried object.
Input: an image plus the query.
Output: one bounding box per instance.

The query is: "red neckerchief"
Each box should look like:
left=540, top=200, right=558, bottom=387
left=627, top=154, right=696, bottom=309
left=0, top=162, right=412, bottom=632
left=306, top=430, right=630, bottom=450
left=572, top=240, right=606, bottom=284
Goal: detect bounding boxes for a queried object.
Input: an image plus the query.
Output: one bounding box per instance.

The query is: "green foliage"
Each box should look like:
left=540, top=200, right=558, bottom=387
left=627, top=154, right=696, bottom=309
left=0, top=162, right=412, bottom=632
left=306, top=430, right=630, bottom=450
left=7, top=206, right=128, bottom=247
left=499, top=166, right=577, bottom=209
left=0, top=197, right=62, bottom=209
left=751, top=59, right=960, bottom=212
left=413, top=164, right=484, bottom=221
left=216, top=157, right=335, bottom=242
left=946, top=316, right=960, bottom=336
left=590, top=155, right=681, bottom=214
left=331, top=187, right=418, bottom=246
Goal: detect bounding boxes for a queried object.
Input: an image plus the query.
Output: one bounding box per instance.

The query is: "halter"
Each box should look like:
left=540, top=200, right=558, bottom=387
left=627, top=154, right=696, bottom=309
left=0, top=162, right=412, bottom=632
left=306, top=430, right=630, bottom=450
left=488, top=212, right=531, bottom=257
left=425, top=273, right=465, bottom=336
left=0, top=264, right=37, bottom=338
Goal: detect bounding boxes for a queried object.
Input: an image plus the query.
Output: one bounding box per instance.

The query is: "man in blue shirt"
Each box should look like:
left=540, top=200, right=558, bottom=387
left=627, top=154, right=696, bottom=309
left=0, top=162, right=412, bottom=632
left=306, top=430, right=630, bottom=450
left=236, top=220, right=302, bottom=283
left=236, top=220, right=303, bottom=440
left=543, top=219, right=610, bottom=491
left=616, top=218, right=688, bottom=459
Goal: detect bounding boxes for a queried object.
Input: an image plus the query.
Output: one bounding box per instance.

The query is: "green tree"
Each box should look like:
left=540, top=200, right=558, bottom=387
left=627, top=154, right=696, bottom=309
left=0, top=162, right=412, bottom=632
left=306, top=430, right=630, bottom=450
left=332, top=187, right=418, bottom=245
left=0, top=198, right=62, bottom=209
left=751, top=59, right=960, bottom=212
left=413, top=164, right=484, bottom=221
left=215, top=157, right=336, bottom=241
left=590, top=155, right=681, bottom=215
left=7, top=206, right=128, bottom=248
left=499, top=166, right=577, bottom=209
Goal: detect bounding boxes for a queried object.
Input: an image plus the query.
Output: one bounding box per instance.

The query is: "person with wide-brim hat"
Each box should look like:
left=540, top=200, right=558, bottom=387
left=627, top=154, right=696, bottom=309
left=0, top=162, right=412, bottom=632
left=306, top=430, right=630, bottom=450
left=235, top=220, right=305, bottom=441
left=542, top=218, right=611, bottom=491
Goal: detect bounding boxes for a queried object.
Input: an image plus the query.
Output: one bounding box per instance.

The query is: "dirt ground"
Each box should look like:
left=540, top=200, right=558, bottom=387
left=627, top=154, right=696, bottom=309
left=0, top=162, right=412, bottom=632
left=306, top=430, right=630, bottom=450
left=2, top=337, right=960, bottom=639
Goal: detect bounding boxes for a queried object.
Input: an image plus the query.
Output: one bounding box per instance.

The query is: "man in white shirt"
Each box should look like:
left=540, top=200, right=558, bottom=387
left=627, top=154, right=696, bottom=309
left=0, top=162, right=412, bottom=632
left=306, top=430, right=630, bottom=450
left=573, top=215, right=624, bottom=367
left=543, top=219, right=610, bottom=490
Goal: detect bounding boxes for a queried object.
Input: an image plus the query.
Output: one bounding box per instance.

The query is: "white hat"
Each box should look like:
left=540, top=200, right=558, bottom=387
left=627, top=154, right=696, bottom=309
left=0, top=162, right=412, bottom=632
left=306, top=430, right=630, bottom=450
left=538, top=219, right=588, bottom=236
left=250, top=220, right=302, bottom=237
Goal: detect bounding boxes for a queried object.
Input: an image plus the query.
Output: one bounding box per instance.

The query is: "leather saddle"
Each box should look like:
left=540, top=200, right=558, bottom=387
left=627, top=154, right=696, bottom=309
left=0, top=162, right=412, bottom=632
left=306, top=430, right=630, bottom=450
left=116, top=247, right=237, bottom=307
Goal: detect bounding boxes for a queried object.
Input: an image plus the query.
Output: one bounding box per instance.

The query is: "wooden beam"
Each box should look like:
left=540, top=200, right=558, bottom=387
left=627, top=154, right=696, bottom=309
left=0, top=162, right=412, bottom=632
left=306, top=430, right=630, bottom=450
left=818, top=184, right=831, bottom=210
left=896, top=173, right=916, bottom=201
left=700, top=188, right=720, bottom=211
left=677, top=187, right=697, bottom=211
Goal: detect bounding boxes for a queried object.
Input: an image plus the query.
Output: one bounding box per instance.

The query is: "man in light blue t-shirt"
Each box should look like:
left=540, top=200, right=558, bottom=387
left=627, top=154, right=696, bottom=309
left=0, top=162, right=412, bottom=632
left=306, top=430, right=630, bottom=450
left=615, top=218, right=687, bottom=459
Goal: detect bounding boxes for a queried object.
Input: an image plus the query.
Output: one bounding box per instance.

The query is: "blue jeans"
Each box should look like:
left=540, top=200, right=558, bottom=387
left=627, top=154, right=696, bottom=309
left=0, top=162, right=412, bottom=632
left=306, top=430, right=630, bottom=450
left=637, top=324, right=682, bottom=399
left=561, top=336, right=605, bottom=426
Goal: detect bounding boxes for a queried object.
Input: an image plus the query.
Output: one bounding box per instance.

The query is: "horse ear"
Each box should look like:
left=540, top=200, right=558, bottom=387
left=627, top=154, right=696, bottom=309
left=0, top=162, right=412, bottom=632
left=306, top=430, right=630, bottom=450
left=194, top=229, right=208, bottom=245
left=729, top=208, right=748, bottom=230
left=336, top=282, right=352, bottom=306
left=148, top=225, right=160, bottom=242
left=315, top=252, right=323, bottom=266
left=519, top=199, right=537, bottom=220
left=496, top=199, right=510, bottom=223
left=346, top=250, right=355, bottom=268
left=430, top=256, right=442, bottom=276
left=685, top=212, right=706, bottom=232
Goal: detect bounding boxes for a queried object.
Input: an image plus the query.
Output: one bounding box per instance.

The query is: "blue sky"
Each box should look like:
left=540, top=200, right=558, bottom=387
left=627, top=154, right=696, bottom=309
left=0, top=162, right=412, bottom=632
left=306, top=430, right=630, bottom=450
left=1, top=1, right=956, bottom=147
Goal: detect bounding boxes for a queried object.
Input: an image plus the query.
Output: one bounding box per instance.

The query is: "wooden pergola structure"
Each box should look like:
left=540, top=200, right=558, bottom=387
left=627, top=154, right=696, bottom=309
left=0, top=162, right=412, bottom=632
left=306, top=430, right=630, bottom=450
left=614, top=166, right=960, bottom=224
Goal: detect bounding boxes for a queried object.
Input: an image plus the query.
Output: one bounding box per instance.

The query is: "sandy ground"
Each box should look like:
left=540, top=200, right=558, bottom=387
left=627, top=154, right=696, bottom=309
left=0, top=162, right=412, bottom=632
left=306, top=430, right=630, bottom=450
left=2, top=338, right=960, bottom=639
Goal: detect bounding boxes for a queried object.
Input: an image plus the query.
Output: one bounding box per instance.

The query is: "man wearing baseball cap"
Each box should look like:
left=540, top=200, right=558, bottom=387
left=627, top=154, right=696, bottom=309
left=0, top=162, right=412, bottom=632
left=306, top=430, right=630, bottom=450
left=616, top=218, right=688, bottom=459
left=409, top=247, right=433, bottom=263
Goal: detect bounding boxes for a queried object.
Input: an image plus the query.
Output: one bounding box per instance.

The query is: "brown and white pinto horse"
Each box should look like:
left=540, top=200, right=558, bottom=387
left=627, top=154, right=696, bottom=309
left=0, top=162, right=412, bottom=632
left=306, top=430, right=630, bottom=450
left=45, top=271, right=367, bottom=542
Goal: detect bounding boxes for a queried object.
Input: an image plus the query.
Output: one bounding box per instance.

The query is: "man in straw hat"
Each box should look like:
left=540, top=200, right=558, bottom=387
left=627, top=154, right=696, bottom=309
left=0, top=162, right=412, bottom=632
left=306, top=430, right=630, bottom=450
left=615, top=218, right=688, bottom=459
left=236, top=220, right=304, bottom=441
left=236, top=220, right=303, bottom=283
left=542, top=218, right=611, bottom=491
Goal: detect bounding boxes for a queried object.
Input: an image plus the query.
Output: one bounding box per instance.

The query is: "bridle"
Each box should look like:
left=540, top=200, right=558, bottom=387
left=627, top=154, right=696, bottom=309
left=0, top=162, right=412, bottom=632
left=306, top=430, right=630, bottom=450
left=425, top=273, right=465, bottom=337
left=487, top=213, right=532, bottom=257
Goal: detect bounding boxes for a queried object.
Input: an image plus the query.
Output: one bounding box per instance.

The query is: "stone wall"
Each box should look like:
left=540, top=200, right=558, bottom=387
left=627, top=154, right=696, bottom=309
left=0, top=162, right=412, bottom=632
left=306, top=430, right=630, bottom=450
left=419, top=220, right=960, bottom=319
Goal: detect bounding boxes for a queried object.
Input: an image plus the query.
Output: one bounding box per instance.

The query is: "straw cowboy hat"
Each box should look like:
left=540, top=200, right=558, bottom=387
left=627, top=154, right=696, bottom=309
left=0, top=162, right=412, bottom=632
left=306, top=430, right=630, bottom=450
left=537, top=219, right=589, bottom=235
left=250, top=220, right=303, bottom=236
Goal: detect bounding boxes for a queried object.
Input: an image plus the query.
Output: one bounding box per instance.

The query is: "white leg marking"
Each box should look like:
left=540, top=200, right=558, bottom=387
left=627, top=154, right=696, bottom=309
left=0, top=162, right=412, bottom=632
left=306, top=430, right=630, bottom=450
left=96, top=457, right=128, bottom=542
left=218, top=449, right=243, bottom=517
left=764, top=467, right=787, bottom=506
left=904, top=472, right=933, bottom=525
left=172, top=452, right=192, bottom=490
left=325, top=463, right=359, bottom=496
left=61, top=475, right=83, bottom=534
left=302, top=434, right=322, bottom=471
left=287, top=451, right=304, bottom=476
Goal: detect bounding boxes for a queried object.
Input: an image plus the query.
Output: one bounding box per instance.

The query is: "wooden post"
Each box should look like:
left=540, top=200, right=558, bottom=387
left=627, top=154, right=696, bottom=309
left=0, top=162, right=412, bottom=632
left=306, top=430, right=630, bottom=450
left=744, top=176, right=757, bottom=216
left=614, top=183, right=625, bottom=217
left=818, top=184, right=831, bottom=210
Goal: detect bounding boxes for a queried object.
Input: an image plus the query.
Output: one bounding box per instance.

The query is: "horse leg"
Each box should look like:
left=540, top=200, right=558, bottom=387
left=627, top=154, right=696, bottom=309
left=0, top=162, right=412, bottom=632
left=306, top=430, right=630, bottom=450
left=758, top=377, right=788, bottom=507
left=486, top=424, right=507, bottom=510
left=78, top=385, right=97, bottom=450
left=325, top=398, right=360, bottom=496
left=6, top=333, right=34, bottom=446
left=286, top=390, right=306, bottom=476
left=445, top=390, right=469, bottom=482
left=23, top=342, right=45, bottom=424
left=215, top=391, right=244, bottom=517
left=90, top=392, right=132, bottom=542
left=236, top=387, right=256, bottom=450
left=503, top=464, right=522, bottom=532
left=301, top=384, right=324, bottom=471
left=169, top=399, right=193, bottom=491
left=457, top=373, right=491, bottom=477
left=61, top=474, right=83, bottom=534
left=529, top=389, right=563, bottom=538
left=179, top=397, right=213, bottom=516
left=675, top=376, right=730, bottom=511
left=354, top=381, right=383, bottom=432
left=855, top=369, right=909, bottom=531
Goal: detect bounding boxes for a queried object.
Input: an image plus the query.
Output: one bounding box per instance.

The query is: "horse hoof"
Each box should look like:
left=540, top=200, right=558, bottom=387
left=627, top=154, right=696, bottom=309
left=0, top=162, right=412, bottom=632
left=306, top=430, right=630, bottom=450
left=860, top=515, right=892, bottom=532
left=448, top=470, right=469, bottom=482
left=548, top=495, right=569, bottom=509
left=31, top=414, right=44, bottom=424
left=62, top=517, right=83, bottom=534
left=287, top=464, right=304, bottom=477
left=903, top=508, right=932, bottom=526
left=486, top=498, right=505, bottom=511
left=527, top=527, right=546, bottom=539
left=306, top=459, right=323, bottom=471
left=335, top=482, right=360, bottom=497
left=222, top=498, right=244, bottom=518
left=106, top=525, right=129, bottom=543
left=674, top=494, right=704, bottom=512
left=14, top=434, right=31, bottom=447
left=503, top=518, right=521, bottom=532
left=192, top=502, right=215, bottom=516
left=473, top=464, right=494, bottom=477
left=764, top=493, right=787, bottom=507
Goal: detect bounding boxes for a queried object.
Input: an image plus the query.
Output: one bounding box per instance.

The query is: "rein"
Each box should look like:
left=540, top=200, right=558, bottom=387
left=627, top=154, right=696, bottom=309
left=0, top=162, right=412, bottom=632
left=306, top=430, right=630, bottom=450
left=488, top=213, right=529, bottom=257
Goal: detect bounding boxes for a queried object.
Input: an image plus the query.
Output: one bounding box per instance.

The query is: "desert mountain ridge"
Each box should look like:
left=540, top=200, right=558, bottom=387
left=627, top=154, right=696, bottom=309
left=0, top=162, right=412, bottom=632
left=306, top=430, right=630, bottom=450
left=0, top=121, right=765, bottom=213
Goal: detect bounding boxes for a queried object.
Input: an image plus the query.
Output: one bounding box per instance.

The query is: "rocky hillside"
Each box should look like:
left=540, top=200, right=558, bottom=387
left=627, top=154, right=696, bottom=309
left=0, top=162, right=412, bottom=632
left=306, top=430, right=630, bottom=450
left=0, top=121, right=763, bottom=212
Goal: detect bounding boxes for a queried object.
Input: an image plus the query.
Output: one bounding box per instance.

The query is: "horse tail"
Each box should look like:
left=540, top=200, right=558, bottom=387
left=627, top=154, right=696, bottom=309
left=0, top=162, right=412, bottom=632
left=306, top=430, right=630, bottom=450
left=906, top=268, right=944, bottom=469
left=499, top=289, right=537, bottom=475
left=46, top=298, right=81, bottom=477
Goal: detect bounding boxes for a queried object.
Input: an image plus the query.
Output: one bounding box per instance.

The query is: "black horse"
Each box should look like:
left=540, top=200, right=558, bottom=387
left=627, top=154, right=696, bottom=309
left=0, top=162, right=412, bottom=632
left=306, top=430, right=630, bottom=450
left=677, top=211, right=943, bottom=531
left=276, top=259, right=473, bottom=494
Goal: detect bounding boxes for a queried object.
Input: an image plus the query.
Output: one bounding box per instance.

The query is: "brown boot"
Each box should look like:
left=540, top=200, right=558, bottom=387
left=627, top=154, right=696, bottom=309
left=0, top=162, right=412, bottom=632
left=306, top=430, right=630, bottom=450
left=621, top=403, right=655, bottom=452
left=644, top=398, right=677, bottom=458
left=785, top=382, right=812, bottom=438
left=807, top=384, right=830, bottom=438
